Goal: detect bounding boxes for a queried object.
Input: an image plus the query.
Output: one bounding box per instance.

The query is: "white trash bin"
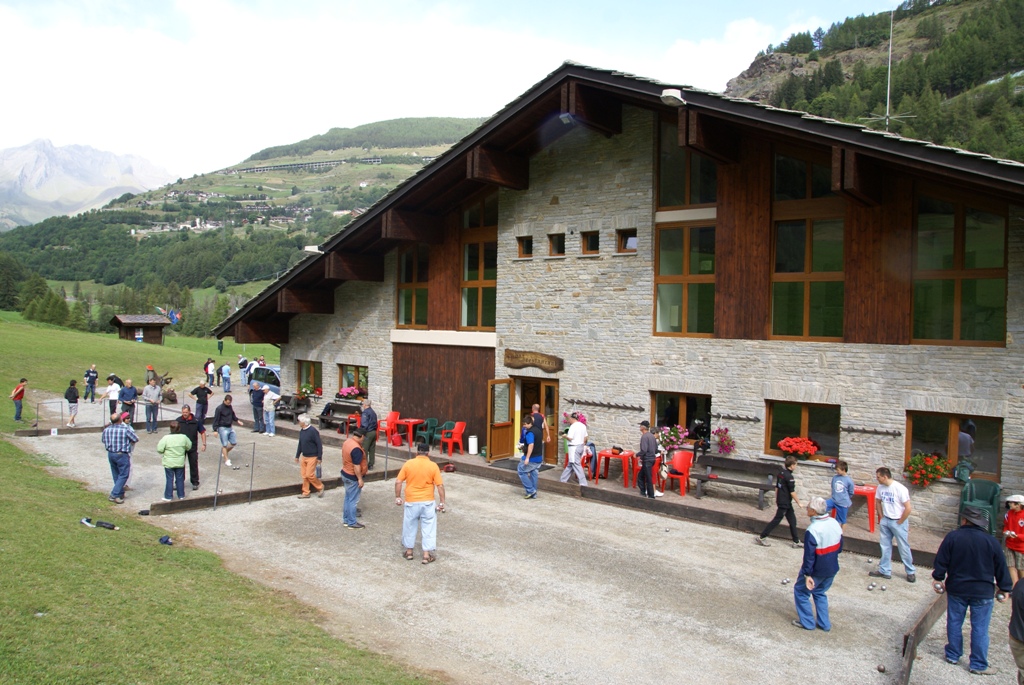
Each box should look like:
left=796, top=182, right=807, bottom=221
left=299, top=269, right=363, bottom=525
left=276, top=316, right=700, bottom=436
left=468, top=435, right=479, bottom=455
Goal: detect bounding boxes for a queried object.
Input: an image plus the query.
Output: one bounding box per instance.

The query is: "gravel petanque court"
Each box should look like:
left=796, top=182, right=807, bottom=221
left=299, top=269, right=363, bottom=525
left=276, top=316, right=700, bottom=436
left=13, top=419, right=1018, bottom=685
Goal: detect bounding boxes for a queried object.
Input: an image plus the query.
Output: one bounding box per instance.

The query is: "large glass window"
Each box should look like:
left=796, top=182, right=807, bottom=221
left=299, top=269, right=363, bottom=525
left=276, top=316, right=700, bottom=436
left=658, top=118, right=717, bottom=208
left=655, top=224, right=715, bottom=335
left=766, top=401, right=840, bottom=460
left=913, top=195, right=1007, bottom=344
left=771, top=218, right=844, bottom=338
left=461, top=193, right=498, bottom=331
left=652, top=392, right=712, bottom=433
left=397, top=243, right=429, bottom=328
left=338, top=364, right=368, bottom=396
left=296, top=360, right=322, bottom=393
left=907, top=412, right=1002, bottom=480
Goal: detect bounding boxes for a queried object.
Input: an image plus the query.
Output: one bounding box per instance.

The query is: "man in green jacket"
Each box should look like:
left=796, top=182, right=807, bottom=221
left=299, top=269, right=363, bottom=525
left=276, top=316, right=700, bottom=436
left=157, top=421, right=192, bottom=502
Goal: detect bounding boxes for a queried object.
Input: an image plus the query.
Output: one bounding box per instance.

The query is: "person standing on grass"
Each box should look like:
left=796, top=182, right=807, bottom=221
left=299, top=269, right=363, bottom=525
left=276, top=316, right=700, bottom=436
left=189, top=379, right=214, bottom=426
left=105, top=377, right=121, bottom=418
left=932, top=505, right=1012, bottom=676
left=792, top=496, right=843, bottom=632
left=294, top=414, right=325, bottom=498
left=395, top=442, right=446, bottom=564
left=756, top=455, right=803, bottom=548
left=101, top=412, right=137, bottom=504
left=341, top=429, right=367, bottom=529
left=83, top=364, right=98, bottom=403
left=157, top=421, right=192, bottom=502
left=212, top=395, right=244, bottom=468
left=262, top=384, right=280, bottom=437
left=517, top=414, right=540, bottom=499
left=141, top=377, right=162, bottom=434
left=359, top=399, right=378, bottom=469
left=9, top=377, right=27, bottom=422
left=176, top=404, right=206, bottom=491
left=248, top=381, right=265, bottom=434
left=64, top=379, right=79, bottom=428
left=825, top=460, right=855, bottom=530
left=871, top=466, right=916, bottom=583
left=635, top=420, right=660, bottom=499
left=559, top=412, right=589, bottom=486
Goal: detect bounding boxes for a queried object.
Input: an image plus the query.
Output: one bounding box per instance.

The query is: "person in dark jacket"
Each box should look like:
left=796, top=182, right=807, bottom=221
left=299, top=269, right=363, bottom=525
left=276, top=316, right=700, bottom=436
left=176, top=404, right=206, bottom=490
left=211, top=395, right=244, bottom=468
left=359, top=399, right=378, bottom=469
left=294, top=414, right=324, bottom=498
left=932, top=505, right=1012, bottom=675
left=756, top=455, right=802, bottom=547
left=64, top=379, right=79, bottom=428
left=635, top=420, right=659, bottom=499
left=792, top=496, right=843, bottom=631
left=249, top=381, right=265, bottom=433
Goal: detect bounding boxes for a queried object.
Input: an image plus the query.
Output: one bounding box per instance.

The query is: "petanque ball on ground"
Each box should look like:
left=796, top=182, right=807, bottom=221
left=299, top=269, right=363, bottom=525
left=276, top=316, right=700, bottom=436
left=881, top=585, right=887, bottom=591
left=877, top=664, right=886, bottom=673
left=868, top=585, right=875, bottom=591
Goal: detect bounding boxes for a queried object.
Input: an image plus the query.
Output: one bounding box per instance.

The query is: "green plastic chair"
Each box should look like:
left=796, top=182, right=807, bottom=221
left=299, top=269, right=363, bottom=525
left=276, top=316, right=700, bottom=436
left=959, top=479, right=1002, bottom=535
left=415, top=418, right=438, bottom=446
left=432, top=421, right=455, bottom=448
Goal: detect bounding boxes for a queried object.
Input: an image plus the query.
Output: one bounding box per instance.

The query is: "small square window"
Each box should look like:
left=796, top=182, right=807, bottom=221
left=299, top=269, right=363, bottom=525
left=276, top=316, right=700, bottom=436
left=617, top=229, right=638, bottom=253
left=581, top=231, right=599, bottom=254
left=517, top=236, right=533, bottom=258
left=549, top=233, right=565, bottom=256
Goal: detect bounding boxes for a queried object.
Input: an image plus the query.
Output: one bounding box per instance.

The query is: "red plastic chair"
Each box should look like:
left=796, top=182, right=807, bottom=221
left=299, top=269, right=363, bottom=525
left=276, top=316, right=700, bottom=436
left=378, top=411, right=399, bottom=443
left=664, top=450, right=694, bottom=496
left=440, top=421, right=466, bottom=455
left=631, top=455, right=662, bottom=490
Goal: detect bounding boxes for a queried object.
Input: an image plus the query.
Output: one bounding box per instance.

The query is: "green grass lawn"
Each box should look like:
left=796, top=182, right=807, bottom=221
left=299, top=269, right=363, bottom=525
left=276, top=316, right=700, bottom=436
left=0, top=313, right=278, bottom=430
left=0, top=440, right=436, bottom=684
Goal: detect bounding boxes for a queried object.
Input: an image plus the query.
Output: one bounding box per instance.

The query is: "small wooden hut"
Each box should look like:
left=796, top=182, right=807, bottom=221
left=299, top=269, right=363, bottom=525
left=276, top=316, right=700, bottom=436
left=110, top=314, right=172, bottom=345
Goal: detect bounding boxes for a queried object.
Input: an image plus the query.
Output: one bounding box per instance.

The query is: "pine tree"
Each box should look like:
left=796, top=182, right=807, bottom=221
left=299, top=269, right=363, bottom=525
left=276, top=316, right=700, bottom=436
left=67, top=301, right=89, bottom=330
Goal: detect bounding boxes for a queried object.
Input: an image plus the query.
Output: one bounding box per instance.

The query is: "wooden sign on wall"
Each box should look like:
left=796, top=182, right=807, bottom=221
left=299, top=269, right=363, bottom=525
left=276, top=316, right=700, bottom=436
left=503, top=349, right=564, bottom=373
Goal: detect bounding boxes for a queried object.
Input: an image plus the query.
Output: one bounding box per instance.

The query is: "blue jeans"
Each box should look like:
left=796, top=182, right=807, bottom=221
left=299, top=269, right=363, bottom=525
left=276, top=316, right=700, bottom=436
left=84, top=384, right=96, bottom=402
left=518, top=459, right=540, bottom=495
left=164, top=467, right=185, bottom=500
left=945, top=594, right=994, bottom=671
left=878, top=517, right=915, bottom=576
left=263, top=410, right=276, bottom=436
left=216, top=426, right=237, bottom=447
left=145, top=404, right=159, bottom=433
left=793, top=574, right=835, bottom=630
left=194, top=403, right=208, bottom=425
left=107, top=451, right=131, bottom=498
left=342, top=475, right=361, bottom=525
left=222, top=377, right=230, bottom=392
left=403, top=501, right=437, bottom=552
left=251, top=405, right=265, bottom=432
left=13, top=399, right=22, bottom=421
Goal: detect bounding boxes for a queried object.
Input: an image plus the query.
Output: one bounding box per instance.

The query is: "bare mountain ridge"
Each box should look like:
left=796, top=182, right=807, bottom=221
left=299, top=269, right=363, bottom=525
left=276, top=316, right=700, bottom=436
left=0, top=140, right=174, bottom=230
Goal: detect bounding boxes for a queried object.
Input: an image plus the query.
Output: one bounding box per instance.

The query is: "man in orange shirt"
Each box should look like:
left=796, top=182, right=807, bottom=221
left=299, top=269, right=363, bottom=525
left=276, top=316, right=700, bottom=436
left=395, top=442, right=447, bottom=564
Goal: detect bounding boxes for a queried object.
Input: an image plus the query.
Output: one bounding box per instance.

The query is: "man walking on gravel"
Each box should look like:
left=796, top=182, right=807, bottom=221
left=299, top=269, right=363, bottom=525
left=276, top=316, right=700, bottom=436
left=395, top=442, right=446, bottom=564
left=101, top=412, right=138, bottom=503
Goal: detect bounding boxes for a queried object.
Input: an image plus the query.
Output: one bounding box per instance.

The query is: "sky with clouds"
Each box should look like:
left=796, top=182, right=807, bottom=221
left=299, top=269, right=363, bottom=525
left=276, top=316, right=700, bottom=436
left=0, top=0, right=894, bottom=177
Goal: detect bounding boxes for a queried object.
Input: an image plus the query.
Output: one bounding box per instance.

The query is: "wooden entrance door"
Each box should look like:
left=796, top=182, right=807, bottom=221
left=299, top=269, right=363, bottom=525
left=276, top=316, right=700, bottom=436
left=541, top=381, right=559, bottom=464
left=486, top=378, right=514, bottom=462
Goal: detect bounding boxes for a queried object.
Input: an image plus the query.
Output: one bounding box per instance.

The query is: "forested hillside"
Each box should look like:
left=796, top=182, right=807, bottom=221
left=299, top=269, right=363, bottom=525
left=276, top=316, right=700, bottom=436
left=755, top=0, right=1024, bottom=160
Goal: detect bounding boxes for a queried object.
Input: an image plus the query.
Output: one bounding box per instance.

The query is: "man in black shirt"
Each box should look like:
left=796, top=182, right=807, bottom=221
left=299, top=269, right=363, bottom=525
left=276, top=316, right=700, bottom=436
left=212, top=395, right=243, bottom=468
left=176, top=404, right=207, bottom=490
left=189, top=380, right=214, bottom=425
left=249, top=382, right=265, bottom=433
left=756, top=455, right=803, bottom=547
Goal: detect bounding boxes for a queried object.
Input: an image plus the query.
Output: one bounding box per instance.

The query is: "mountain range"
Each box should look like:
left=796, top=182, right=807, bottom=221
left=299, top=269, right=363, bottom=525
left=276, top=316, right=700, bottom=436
left=0, top=140, right=173, bottom=230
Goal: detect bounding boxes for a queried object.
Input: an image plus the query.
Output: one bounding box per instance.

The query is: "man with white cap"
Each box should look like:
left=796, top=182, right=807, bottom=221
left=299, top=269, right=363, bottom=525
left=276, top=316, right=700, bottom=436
left=1004, top=494, right=1024, bottom=584
left=932, top=505, right=1013, bottom=676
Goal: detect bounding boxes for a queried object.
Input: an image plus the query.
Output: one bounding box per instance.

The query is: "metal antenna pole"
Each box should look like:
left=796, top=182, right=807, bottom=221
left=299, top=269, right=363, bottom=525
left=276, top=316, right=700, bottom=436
left=885, top=8, right=894, bottom=131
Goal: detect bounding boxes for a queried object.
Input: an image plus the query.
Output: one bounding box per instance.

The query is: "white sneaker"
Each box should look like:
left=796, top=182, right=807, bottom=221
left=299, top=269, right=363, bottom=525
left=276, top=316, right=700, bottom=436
left=224, top=460, right=232, bottom=467
left=654, top=490, right=665, bottom=497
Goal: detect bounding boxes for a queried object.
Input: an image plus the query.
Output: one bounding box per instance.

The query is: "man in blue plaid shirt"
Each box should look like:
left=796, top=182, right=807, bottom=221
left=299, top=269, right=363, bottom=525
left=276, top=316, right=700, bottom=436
left=101, top=412, right=138, bottom=504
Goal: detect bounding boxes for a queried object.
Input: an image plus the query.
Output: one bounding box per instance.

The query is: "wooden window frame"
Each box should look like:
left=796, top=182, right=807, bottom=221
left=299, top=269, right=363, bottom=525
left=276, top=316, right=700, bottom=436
left=905, top=411, right=1002, bottom=481
left=337, top=363, right=368, bottom=396
left=651, top=391, right=712, bottom=433
left=769, top=215, right=845, bottom=341
left=516, top=236, right=533, bottom=259
left=296, top=360, right=322, bottom=393
left=549, top=233, right=566, bottom=257
left=396, top=243, right=429, bottom=329
left=460, top=227, right=498, bottom=332
left=911, top=187, right=1008, bottom=347
left=656, top=115, right=717, bottom=210
left=765, top=400, right=840, bottom=462
left=617, top=228, right=638, bottom=253
left=581, top=230, right=600, bottom=255
left=653, top=222, right=715, bottom=338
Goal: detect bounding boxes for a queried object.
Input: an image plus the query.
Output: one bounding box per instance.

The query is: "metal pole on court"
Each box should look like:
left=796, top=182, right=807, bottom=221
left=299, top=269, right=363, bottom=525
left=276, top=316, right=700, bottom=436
left=213, top=456, right=222, bottom=510
left=383, top=429, right=390, bottom=481
left=248, top=442, right=256, bottom=504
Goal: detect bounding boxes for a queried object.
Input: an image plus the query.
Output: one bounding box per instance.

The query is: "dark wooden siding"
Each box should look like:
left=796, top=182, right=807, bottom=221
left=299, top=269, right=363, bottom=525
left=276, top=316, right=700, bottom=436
left=714, top=136, right=772, bottom=339
left=117, top=325, right=165, bottom=345
left=844, top=174, right=914, bottom=344
left=427, top=212, right=462, bottom=330
left=392, top=343, right=494, bottom=449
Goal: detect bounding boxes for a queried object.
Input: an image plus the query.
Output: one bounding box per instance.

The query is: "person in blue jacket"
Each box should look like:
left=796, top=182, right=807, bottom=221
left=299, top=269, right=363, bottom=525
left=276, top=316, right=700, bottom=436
left=826, top=459, right=856, bottom=529
left=793, top=496, right=843, bottom=632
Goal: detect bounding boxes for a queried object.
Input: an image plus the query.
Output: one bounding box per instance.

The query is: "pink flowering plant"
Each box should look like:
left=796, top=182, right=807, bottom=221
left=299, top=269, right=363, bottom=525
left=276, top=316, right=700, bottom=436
left=656, top=425, right=688, bottom=454
left=711, top=426, right=736, bottom=455
left=561, top=411, right=587, bottom=426
left=338, top=386, right=366, bottom=398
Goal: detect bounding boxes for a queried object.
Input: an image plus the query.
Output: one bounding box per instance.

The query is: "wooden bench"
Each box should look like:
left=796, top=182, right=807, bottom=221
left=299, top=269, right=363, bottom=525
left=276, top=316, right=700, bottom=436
left=276, top=395, right=311, bottom=424
left=316, top=403, right=358, bottom=433
left=692, top=455, right=779, bottom=510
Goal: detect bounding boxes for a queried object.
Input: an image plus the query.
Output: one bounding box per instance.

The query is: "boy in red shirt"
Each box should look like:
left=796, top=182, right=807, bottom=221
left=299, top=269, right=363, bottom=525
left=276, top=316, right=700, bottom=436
left=1004, top=494, right=1024, bottom=584
left=10, top=378, right=27, bottom=422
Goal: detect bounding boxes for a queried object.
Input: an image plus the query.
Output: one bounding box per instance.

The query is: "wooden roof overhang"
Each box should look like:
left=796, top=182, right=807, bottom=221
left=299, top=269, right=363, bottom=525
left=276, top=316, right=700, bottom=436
left=215, top=63, right=1024, bottom=343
